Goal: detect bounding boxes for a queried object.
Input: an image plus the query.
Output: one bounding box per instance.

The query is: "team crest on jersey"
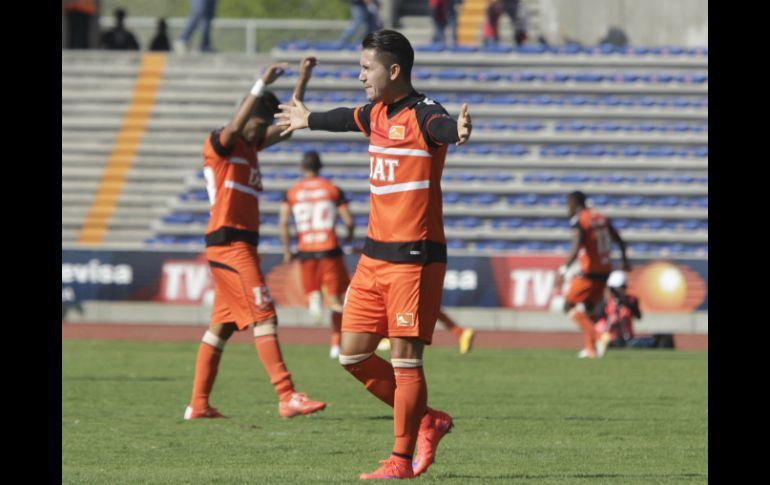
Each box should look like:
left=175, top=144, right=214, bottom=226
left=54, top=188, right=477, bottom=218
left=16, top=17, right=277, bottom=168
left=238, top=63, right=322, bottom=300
left=396, top=313, right=415, bottom=327
left=389, top=125, right=406, bottom=140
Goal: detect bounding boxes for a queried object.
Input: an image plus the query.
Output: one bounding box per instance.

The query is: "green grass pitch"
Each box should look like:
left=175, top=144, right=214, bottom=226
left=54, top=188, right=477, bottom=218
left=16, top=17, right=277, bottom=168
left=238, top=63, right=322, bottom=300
left=62, top=339, right=707, bottom=484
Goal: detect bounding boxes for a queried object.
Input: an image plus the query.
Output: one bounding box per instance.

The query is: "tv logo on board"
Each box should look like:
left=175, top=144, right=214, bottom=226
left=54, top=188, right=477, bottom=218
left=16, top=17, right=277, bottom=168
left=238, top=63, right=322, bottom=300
left=161, top=261, right=214, bottom=303
left=510, top=269, right=559, bottom=308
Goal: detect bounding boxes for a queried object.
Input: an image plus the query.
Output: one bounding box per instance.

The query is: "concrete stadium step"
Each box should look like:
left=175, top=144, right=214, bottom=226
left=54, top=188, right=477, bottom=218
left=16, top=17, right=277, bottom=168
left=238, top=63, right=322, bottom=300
left=172, top=198, right=707, bottom=220
left=181, top=176, right=706, bottom=196
left=271, top=49, right=708, bottom=69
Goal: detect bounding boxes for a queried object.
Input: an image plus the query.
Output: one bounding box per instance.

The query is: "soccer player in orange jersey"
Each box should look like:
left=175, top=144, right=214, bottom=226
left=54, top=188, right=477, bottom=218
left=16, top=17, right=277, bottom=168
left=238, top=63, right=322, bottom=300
left=183, top=56, right=327, bottom=421
left=554, top=191, right=631, bottom=359
left=279, top=150, right=355, bottom=359
left=276, top=30, right=472, bottom=479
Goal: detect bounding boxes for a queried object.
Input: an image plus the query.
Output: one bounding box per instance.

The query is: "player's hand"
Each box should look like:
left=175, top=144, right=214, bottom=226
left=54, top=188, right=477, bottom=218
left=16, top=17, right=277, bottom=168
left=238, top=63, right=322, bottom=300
left=261, top=62, right=290, bottom=85
left=456, top=103, right=472, bottom=146
left=282, top=249, right=294, bottom=264
left=298, top=56, right=318, bottom=81
left=275, top=95, right=311, bottom=137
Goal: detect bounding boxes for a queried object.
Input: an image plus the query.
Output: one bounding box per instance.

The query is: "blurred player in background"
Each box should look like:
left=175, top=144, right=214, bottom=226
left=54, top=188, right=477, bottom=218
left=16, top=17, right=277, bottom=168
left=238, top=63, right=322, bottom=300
left=184, top=56, right=328, bottom=420
left=555, top=190, right=630, bottom=359
left=279, top=150, right=355, bottom=359
left=275, top=29, right=472, bottom=479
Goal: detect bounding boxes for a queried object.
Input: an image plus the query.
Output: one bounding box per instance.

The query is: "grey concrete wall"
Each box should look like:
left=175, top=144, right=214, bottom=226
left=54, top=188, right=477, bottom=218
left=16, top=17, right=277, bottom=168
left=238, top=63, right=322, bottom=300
left=538, top=0, right=707, bottom=46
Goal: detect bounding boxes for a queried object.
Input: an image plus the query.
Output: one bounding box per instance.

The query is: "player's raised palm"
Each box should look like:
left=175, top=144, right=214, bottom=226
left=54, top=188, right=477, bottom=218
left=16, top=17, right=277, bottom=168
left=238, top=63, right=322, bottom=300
left=276, top=95, right=310, bottom=136
left=456, top=103, right=472, bottom=146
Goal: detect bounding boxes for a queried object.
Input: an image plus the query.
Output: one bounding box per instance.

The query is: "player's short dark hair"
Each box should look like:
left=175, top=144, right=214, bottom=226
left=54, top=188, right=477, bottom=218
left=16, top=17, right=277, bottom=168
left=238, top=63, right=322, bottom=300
left=252, top=91, right=281, bottom=120
left=301, top=151, right=322, bottom=173
left=362, top=29, right=414, bottom=79
left=568, top=190, right=587, bottom=206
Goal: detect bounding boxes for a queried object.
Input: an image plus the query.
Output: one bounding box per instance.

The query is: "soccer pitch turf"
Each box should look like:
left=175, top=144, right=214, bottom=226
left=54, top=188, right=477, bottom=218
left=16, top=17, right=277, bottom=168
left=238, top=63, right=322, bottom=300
left=62, top=339, right=707, bottom=484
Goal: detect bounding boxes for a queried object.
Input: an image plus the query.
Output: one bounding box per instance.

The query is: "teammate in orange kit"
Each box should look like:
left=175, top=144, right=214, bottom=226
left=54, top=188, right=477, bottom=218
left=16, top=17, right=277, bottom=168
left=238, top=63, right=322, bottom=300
left=279, top=150, right=355, bottom=359
left=184, top=56, right=327, bottom=420
left=555, top=191, right=630, bottom=359
left=276, top=30, right=472, bottom=479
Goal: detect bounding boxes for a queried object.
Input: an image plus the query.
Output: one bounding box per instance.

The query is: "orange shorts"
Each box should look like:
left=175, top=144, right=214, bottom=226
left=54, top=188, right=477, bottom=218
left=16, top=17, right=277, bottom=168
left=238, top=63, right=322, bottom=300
left=341, top=254, right=446, bottom=344
left=300, top=255, right=350, bottom=296
left=205, top=242, right=276, bottom=329
left=565, top=276, right=607, bottom=307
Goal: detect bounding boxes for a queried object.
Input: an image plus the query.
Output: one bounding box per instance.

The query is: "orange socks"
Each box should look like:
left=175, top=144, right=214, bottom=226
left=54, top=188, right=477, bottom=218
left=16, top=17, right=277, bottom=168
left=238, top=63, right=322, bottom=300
left=342, top=353, right=396, bottom=406
left=190, top=331, right=225, bottom=410
left=254, top=334, right=295, bottom=401
left=392, top=364, right=427, bottom=457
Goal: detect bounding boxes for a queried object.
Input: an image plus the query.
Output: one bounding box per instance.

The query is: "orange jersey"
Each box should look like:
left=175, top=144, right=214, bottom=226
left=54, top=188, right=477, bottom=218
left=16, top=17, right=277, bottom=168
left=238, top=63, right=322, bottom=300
left=284, top=177, right=349, bottom=254
left=571, top=208, right=613, bottom=274
left=202, top=129, right=266, bottom=246
left=353, top=92, right=450, bottom=264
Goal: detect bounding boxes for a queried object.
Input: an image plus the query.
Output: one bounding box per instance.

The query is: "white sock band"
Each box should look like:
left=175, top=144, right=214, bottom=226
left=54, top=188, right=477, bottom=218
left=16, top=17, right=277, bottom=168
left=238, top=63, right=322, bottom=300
left=339, top=352, right=373, bottom=365
left=391, top=358, right=423, bottom=368
left=253, top=322, right=277, bottom=338
left=202, top=330, right=226, bottom=351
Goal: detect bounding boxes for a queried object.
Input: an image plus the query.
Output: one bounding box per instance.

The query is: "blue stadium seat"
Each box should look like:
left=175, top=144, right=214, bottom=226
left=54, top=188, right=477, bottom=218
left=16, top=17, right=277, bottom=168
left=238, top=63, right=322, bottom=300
left=545, top=72, right=570, bottom=82
left=693, top=147, right=708, bottom=158
left=513, top=71, right=538, bottom=82
left=574, top=73, right=604, bottom=83
left=449, top=45, right=478, bottom=53
left=612, top=219, right=629, bottom=230
left=474, top=71, right=502, bottom=81
left=163, top=213, right=193, bottom=224
left=412, top=69, right=432, bottom=80
left=443, top=193, right=460, bottom=204
left=460, top=217, right=482, bottom=228
left=447, top=239, right=467, bottom=249
left=536, top=218, right=560, bottom=229
left=516, top=44, right=547, bottom=54
left=189, top=190, right=209, bottom=201
left=354, top=216, right=369, bottom=226
left=481, top=44, right=514, bottom=54
left=264, top=192, right=284, bottom=203
left=436, top=70, right=467, bottom=81
left=524, top=241, right=547, bottom=252
left=622, top=146, right=641, bottom=158
left=629, top=242, right=651, bottom=253
left=415, top=43, right=445, bottom=53
left=589, top=194, right=610, bottom=206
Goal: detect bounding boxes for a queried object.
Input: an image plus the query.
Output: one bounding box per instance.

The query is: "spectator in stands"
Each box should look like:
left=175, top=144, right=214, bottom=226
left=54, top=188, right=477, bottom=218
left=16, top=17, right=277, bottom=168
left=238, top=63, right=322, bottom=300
left=175, top=0, right=218, bottom=53
left=430, top=0, right=457, bottom=46
left=482, top=0, right=503, bottom=46
left=338, top=0, right=381, bottom=45
left=501, top=0, right=528, bottom=46
left=63, top=0, right=97, bottom=49
left=149, top=18, right=171, bottom=52
left=100, top=8, right=140, bottom=50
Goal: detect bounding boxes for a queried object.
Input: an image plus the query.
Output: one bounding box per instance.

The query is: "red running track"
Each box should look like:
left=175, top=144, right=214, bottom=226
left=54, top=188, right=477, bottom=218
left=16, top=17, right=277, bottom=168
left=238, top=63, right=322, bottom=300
left=61, top=323, right=707, bottom=351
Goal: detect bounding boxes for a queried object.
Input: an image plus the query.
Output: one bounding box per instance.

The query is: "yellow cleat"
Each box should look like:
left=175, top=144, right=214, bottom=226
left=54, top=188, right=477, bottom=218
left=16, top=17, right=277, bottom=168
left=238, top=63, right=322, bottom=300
left=459, top=328, right=475, bottom=354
